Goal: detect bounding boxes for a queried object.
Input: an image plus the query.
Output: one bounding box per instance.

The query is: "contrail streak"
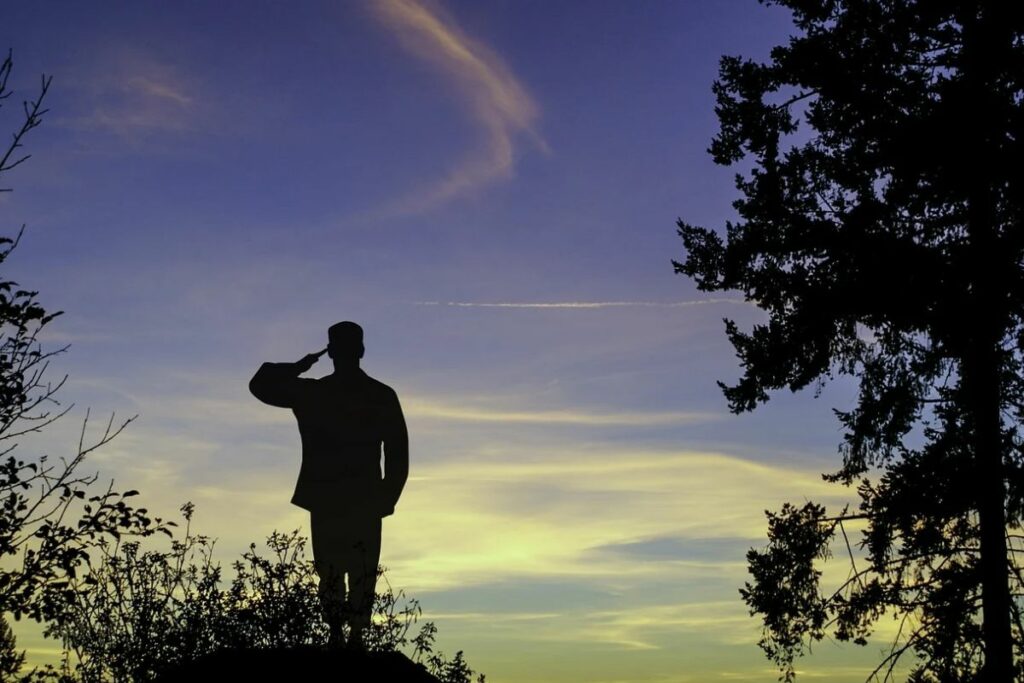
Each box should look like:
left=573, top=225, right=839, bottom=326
left=415, top=299, right=752, bottom=309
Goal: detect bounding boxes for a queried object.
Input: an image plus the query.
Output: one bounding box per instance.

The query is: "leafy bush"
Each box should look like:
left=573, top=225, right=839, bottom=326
left=40, top=502, right=484, bottom=683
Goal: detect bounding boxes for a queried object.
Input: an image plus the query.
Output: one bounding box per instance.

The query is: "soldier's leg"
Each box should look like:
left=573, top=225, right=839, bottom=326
left=343, top=516, right=382, bottom=648
left=310, top=511, right=347, bottom=648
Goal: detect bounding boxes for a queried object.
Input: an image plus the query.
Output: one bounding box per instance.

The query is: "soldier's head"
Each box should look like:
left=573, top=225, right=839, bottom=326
left=327, top=321, right=364, bottom=363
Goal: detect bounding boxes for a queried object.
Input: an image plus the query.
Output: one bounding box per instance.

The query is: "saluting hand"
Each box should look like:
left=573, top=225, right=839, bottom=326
left=296, top=348, right=328, bottom=374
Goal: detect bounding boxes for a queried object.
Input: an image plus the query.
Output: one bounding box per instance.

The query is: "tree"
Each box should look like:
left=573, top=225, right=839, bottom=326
left=0, top=49, right=170, bottom=657
left=674, top=1, right=1024, bottom=681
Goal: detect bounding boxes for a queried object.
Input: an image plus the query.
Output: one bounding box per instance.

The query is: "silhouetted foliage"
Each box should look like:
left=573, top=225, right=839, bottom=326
left=45, top=503, right=484, bottom=683
left=0, top=51, right=172, bottom=672
left=675, top=1, right=1024, bottom=680
left=0, top=613, right=26, bottom=678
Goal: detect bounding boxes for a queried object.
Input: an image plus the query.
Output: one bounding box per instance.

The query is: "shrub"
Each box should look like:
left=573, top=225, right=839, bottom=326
left=43, top=503, right=484, bottom=683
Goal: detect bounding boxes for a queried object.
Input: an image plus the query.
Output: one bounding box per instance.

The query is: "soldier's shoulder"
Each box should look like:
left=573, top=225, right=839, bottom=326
left=361, top=373, right=399, bottom=397
left=364, top=373, right=396, bottom=391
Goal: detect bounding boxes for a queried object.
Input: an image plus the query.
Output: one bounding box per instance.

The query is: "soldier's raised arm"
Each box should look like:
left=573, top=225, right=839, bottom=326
left=249, top=349, right=326, bottom=408
left=381, top=388, right=409, bottom=517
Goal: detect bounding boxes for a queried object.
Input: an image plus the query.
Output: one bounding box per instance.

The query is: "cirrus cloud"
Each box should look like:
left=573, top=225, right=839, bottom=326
left=368, top=0, right=546, bottom=213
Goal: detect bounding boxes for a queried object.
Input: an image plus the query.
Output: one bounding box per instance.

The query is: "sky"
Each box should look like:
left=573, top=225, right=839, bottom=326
left=1, top=2, right=903, bottom=681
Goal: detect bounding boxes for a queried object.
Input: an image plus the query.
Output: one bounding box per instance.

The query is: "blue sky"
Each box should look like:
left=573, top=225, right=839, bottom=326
left=2, top=2, right=903, bottom=681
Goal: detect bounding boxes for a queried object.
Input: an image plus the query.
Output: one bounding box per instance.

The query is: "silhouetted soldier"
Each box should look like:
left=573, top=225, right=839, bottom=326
left=248, top=321, right=408, bottom=650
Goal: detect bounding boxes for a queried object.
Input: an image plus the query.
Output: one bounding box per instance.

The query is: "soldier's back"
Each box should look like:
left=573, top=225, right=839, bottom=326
left=289, top=369, right=396, bottom=513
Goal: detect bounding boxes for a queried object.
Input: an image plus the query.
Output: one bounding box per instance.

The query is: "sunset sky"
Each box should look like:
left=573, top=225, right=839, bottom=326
left=4, top=2, right=896, bottom=681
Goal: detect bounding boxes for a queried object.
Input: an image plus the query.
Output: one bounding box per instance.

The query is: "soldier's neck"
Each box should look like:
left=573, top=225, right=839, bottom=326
left=331, top=360, right=362, bottom=376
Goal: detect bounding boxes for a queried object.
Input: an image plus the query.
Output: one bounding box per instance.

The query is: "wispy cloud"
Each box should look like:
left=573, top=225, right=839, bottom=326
left=59, top=52, right=198, bottom=142
left=369, top=0, right=545, bottom=213
left=574, top=601, right=759, bottom=650
left=93, top=377, right=711, bottom=431
left=383, top=448, right=855, bottom=591
left=417, top=299, right=751, bottom=309
left=404, top=399, right=718, bottom=426
left=126, top=75, right=192, bottom=107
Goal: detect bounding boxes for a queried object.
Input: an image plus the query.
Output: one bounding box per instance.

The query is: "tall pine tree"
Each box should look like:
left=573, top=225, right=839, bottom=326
left=675, top=1, right=1024, bottom=680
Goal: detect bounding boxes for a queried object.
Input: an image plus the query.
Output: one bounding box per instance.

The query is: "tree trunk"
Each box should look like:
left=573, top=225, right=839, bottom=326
left=963, top=5, right=1015, bottom=678
left=964, top=152, right=1014, bottom=683
left=967, top=342, right=1013, bottom=681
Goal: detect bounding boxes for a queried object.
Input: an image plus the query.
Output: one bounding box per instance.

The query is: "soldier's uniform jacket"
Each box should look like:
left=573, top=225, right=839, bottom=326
left=249, top=362, right=408, bottom=517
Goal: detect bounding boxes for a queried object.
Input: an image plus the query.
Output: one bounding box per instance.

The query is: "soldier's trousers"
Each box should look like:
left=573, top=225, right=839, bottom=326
left=309, top=512, right=382, bottom=636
